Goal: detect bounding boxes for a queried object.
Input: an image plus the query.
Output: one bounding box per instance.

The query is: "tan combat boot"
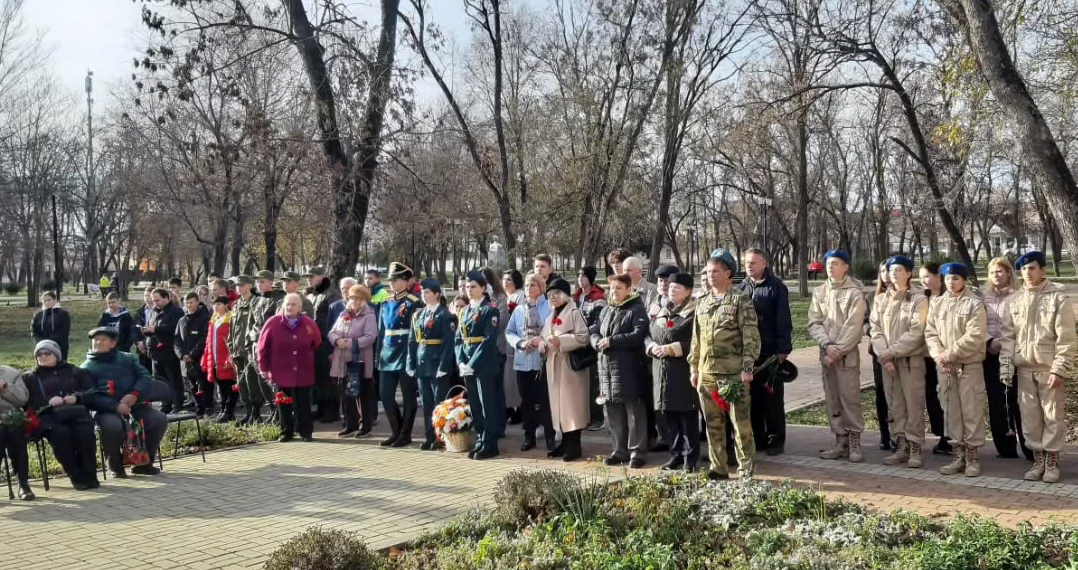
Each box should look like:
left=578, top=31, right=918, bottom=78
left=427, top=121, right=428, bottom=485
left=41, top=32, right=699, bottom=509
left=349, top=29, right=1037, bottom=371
left=820, top=434, right=849, bottom=460
left=939, top=444, right=966, bottom=475
left=907, top=442, right=923, bottom=469
left=1043, top=452, right=1061, bottom=484
left=848, top=431, right=864, bottom=463
left=964, top=445, right=981, bottom=477
left=883, top=436, right=909, bottom=466
left=1024, top=451, right=1046, bottom=481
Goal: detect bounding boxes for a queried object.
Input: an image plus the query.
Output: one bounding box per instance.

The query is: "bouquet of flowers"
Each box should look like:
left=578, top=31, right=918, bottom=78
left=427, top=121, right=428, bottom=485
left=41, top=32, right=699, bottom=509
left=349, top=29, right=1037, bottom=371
left=432, top=387, right=473, bottom=452
left=710, top=377, right=744, bottom=414
left=1, top=408, right=41, bottom=439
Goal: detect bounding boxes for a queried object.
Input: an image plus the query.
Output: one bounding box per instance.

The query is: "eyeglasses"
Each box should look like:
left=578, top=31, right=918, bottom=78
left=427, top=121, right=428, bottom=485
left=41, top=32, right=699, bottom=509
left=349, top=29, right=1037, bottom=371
left=35, top=351, right=54, bottom=358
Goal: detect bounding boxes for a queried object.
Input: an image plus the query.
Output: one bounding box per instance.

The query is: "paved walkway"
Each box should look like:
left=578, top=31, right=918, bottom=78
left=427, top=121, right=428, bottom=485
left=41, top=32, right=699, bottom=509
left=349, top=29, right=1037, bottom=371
left=783, top=344, right=873, bottom=411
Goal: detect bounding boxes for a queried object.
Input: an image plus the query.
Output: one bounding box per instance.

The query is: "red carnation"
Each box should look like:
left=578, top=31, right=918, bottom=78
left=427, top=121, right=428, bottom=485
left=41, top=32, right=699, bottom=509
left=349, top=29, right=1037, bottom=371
left=508, top=302, right=518, bottom=313
left=156, top=343, right=165, bottom=349
left=711, top=389, right=730, bottom=413
left=553, top=318, right=563, bottom=326
left=195, top=391, right=205, bottom=398
left=232, top=383, right=240, bottom=393
left=667, top=320, right=674, bottom=329
left=24, top=409, right=41, bottom=438
left=107, top=380, right=116, bottom=397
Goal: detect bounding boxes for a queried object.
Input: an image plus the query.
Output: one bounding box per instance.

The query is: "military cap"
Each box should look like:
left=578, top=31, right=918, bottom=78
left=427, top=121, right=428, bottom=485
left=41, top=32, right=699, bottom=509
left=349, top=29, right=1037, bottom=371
left=87, top=326, right=118, bottom=339
left=465, top=270, right=487, bottom=286
left=886, top=255, right=914, bottom=272
left=776, top=360, right=799, bottom=383
left=1015, top=251, right=1047, bottom=271
left=301, top=266, right=327, bottom=278
left=670, top=272, right=695, bottom=289
left=234, top=275, right=255, bottom=286
left=254, top=270, right=275, bottom=281
left=825, top=250, right=851, bottom=265
left=546, top=277, right=571, bottom=296
left=655, top=265, right=680, bottom=278
left=420, top=278, right=442, bottom=293
left=281, top=271, right=303, bottom=281
left=388, top=261, right=413, bottom=281
left=709, top=248, right=738, bottom=274
left=939, top=262, right=970, bottom=279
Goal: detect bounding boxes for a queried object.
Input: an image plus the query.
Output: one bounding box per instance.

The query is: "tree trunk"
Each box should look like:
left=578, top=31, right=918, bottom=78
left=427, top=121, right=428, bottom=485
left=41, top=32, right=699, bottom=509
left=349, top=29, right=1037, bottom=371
left=948, top=0, right=1078, bottom=269
left=796, top=110, right=810, bottom=297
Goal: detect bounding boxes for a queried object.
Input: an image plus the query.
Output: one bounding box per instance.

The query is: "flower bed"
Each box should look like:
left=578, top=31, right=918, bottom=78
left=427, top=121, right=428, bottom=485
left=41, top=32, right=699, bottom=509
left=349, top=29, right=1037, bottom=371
left=265, top=470, right=1078, bottom=569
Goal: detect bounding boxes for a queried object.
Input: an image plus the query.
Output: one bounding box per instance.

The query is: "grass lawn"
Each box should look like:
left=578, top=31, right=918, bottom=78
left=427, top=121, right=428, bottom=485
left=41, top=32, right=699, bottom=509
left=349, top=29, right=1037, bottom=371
left=0, top=299, right=112, bottom=369
left=790, top=297, right=813, bottom=349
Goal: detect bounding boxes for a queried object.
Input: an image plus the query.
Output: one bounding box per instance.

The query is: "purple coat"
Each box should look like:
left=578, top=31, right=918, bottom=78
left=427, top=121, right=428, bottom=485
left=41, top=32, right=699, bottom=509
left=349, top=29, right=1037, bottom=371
left=327, top=304, right=377, bottom=379
left=257, top=314, right=322, bottom=388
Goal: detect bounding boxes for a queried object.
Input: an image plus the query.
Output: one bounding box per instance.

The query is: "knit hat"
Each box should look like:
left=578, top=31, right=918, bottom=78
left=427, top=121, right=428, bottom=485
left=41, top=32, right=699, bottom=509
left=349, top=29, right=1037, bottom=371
left=670, top=272, right=695, bottom=290
left=546, top=277, right=571, bottom=296
left=578, top=266, right=598, bottom=285
left=34, top=339, right=63, bottom=360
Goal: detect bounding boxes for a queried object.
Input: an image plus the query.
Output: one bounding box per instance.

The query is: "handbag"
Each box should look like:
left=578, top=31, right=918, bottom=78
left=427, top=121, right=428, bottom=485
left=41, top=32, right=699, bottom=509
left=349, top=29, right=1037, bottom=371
left=568, top=346, right=597, bottom=371
left=122, top=415, right=151, bottom=466
left=345, top=361, right=364, bottom=398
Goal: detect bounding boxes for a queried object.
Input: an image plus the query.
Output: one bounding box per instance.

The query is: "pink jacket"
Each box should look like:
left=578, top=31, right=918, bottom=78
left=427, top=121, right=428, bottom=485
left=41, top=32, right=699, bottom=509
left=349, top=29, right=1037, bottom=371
left=327, top=304, right=377, bottom=379
left=257, top=314, right=322, bottom=388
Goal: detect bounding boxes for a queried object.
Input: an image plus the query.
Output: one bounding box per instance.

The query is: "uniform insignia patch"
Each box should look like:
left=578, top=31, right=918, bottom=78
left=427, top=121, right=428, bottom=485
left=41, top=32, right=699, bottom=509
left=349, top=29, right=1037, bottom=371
left=491, top=316, right=498, bottom=327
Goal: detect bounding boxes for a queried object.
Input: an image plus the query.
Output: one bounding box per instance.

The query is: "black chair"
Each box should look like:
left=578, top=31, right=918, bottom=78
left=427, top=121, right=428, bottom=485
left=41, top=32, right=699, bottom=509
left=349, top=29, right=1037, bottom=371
left=2, top=439, right=49, bottom=498
left=147, top=377, right=206, bottom=468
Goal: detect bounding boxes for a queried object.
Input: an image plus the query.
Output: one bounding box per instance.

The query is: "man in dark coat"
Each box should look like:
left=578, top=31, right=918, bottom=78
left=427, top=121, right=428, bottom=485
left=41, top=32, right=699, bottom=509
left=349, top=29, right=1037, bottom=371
left=304, top=267, right=343, bottom=423
left=142, top=288, right=186, bottom=413
left=32, top=291, right=71, bottom=361
left=736, top=248, right=793, bottom=456
left=175, top=292, right=212, bottom=417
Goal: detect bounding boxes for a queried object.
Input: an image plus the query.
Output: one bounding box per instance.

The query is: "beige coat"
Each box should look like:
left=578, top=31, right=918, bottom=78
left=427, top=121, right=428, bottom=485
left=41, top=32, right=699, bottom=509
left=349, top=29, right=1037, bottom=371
left=925, top=287, right=987, bottom=365
left=1000, top=280, right=1077, bottom=379
left=807, top=276, right=866, bottom=357
left=542, top=300, right=591, bottom=432
left=869, top=287, right=928, bottom=359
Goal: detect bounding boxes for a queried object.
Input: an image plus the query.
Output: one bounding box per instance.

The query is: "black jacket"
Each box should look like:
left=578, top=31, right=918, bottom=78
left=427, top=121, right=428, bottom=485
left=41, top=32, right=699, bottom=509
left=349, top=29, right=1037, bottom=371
left=32, top=307, right=71, bottom=361
left=98, top=309, right=134, bottom=352
left=307, top=279, right=343, bottom=340
left=590, top=295, right=649, bottom=404
left=147, top=301, right=185, bottom=362
left=175, top=304, right=210, bottom=364
left=736, top=269, right=793, bottom=363
left=648, top=300, right=699, bottom=412
left=132, top=303, right=153, bottom=346
left=22, top=363, right=96, bottom=430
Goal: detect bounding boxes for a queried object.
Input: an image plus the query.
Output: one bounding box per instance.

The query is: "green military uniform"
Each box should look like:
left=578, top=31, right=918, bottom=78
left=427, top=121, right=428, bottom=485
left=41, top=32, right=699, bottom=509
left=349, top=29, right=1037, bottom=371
left=249, top=271, right=284, bottom=411
left=690, top=250, right=761, bottom=477
left=227, top=276, right=262, bottom=424
left=277, top=271, right=315, bottom=317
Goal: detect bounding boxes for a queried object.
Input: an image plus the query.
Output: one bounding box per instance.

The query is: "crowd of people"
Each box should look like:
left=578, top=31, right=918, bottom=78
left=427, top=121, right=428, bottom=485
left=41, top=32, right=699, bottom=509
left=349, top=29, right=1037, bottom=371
left=2, top=245, right=1072, bottom=500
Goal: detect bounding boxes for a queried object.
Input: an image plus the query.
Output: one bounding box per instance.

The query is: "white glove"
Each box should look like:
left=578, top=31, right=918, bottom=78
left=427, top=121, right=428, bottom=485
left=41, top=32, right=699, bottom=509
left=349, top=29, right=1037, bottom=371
left=436, top=371, right=447, bottom=378
left=406, top=369, right=415, bottom=378
left=459, top=363, right=474, bottom=376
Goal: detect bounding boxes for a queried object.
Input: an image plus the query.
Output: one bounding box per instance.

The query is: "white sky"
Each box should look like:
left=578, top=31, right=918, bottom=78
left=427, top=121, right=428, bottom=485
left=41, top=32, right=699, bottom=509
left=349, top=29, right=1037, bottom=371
left=21, top=0, right=473, bottom=105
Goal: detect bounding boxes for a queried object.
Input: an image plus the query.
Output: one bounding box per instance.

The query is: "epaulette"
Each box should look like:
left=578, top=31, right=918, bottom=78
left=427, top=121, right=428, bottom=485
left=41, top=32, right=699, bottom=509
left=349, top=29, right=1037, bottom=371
left=405, top=294, right=419, bottom=303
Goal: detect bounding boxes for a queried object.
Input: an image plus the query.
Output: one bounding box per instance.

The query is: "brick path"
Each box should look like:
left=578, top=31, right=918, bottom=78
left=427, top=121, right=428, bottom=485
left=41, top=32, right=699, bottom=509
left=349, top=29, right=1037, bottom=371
left=783, top=344, right=873, bottom=411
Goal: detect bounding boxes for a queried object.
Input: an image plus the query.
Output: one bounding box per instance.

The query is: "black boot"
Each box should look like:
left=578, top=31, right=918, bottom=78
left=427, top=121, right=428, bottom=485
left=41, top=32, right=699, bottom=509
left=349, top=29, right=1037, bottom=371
left=244, top=401, right=261, bottom=425
left=392, top=405, right=416, bottom=447
left=235, top=401, right=253, bottom=426
left=545, top=431, right=557, bottom=452
left=381, top=409, right=402, bottom=447
left=548, top=437, right=566, bottom=458
left=562, top=430, right=582, bottom=462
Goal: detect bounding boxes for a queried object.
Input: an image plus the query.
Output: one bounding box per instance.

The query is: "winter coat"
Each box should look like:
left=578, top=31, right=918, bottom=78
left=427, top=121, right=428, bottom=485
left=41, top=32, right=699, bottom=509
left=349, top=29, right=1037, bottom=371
left=590, top=294, right=649, bottom=404
left=407, top=304, right=457, bottom=380
left=147, top=301, right=185, bottom=363
left=79, top=350, right=152, bottom=413
left=257, top=314, right=322, bottom=388
left=542, top=301, right=592, bottom=432
left=22, top=363, right=96, bottom=431
left=307, top=279, right=343, bottom=341
left=32, top=307, right=71, bottom=361
left=807, top=276, right=866, bottom=365
left=925, top=287, right=987, bottom=366
left=646, top=299, right=699, bottom=412
left=505, top=296, right=552, bottom=372
left=0, top=365, right=28, bottom=414
left=1001, top=280, right=1077, bottom=378
left=203, top=312, right=237, bottom=383
left=174, top=304, right=210, bottom=377
left=573, top=287, right=608, bottom=328
left=736, top=269, right=794, bottom=362
left=328, top=304, right=377, bottom=379
left=98, top=309, right=135, bottom=352
left=869, top=287, right=928, bottom=361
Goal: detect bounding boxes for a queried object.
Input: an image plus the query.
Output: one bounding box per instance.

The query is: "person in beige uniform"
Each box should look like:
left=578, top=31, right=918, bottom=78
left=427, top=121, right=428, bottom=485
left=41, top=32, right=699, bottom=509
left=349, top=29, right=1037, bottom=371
left=924, top=262, right=988, bottom=477
left=870, top=255, right=929, bottom=468
left=808, top=250, right=866, bottom=462
left=1001, top=251, right=1076, bottom=484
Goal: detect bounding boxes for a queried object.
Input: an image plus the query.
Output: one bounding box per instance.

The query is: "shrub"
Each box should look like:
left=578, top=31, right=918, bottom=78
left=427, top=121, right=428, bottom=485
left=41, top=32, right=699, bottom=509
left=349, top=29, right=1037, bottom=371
left=491, top=468, right=581, bottom=527
left=264, top=527, right=382, bottom=570
left=852, top=259, right=879, bottom=282
left=3, top=282, right=21, bottom=295
left=897, top=516, right=1065, bottom=570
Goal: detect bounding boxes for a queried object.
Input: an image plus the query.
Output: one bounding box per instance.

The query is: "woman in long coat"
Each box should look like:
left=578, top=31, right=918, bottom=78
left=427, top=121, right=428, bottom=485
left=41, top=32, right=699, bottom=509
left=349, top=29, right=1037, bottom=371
left=591, top=273, right=650, bottom=468
left=258, top=293, right=322, bottom=442
left=540, top=277, right=591, bottom=461
left=328, top=285, right=378, bottom=438
left=645, top=272, right=699, bottom=472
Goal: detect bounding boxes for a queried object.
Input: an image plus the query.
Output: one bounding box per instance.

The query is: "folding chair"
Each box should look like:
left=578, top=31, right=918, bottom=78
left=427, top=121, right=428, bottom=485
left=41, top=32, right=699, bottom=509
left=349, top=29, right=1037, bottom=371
left=2, top=440, right=50, bottom=497
left=148, top=378, right=206, bottom=469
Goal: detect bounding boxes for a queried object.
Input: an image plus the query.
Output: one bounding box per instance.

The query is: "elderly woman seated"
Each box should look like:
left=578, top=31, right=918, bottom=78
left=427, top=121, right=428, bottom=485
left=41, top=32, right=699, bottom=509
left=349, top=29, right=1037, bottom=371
left=22, top=340, right=99, bottom=490
left=0, top=364, right=32, bottom=499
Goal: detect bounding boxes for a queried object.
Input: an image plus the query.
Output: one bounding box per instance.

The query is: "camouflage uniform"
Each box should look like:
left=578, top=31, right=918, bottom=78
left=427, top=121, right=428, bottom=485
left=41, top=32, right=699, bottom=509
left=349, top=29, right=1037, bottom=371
left=690, top=288, right=761, bottom=476
left=249, top=279, right=285, bottom=407
left=227, top=283, right=261, bottom=421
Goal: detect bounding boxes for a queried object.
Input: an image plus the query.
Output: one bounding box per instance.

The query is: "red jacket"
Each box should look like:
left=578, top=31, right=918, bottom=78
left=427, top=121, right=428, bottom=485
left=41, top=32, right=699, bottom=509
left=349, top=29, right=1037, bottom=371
left=257, top=314, right=322, bottom=388
left=201, top=312, right=236, bottom=383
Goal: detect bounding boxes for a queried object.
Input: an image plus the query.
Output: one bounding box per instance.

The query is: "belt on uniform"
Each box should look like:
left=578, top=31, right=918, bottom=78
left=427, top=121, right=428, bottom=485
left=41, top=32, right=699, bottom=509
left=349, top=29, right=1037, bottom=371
left=419, top=339, right=443, bottom=346
left=384, top=329, right=409, bottom=336
left=463, top=337, right=485, bottom=344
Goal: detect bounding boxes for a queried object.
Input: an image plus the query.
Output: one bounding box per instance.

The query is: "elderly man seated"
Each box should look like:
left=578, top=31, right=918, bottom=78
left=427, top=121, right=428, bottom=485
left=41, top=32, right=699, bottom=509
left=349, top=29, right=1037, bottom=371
left=80, top=326, right=167, bottom=477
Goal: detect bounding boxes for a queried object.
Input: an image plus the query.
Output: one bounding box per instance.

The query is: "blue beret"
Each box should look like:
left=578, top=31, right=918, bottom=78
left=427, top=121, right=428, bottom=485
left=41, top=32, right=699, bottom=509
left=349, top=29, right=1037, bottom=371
left=886, top=255, right=914, bottom=271
left=825, top=250, right=850, bottom=265
left=708, top=249, right=738, bottom=274
left=420, top=278, right=442, bottom=293
left=1015, top=251, right=1046, bottom=271
left=465, top=270, right=487, bottom=286
left=939, top=262, right=969, bottom=279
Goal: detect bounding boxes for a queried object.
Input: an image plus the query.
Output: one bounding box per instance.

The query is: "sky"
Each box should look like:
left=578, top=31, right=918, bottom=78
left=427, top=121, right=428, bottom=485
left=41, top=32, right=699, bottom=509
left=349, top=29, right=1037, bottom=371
left=21, top=0, right=474, bottom=105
